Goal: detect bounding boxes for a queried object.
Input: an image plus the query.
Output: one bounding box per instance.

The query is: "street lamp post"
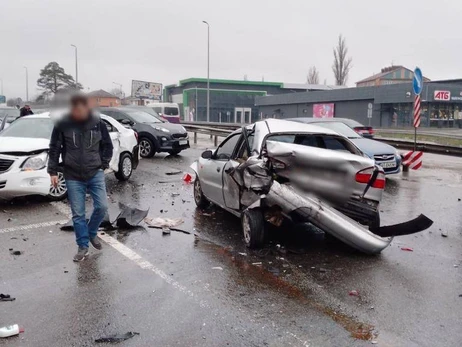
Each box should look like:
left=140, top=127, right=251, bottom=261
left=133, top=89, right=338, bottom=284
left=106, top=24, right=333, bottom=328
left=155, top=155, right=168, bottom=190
left=112, top=82, right=123, bottom=98
left=23, top=66, right=28, bottom=102
left=71, top=44, right=78, bottom=87
left=0, top=78, right=3, bottom=95
left=202, top=21, right=210, bottom=123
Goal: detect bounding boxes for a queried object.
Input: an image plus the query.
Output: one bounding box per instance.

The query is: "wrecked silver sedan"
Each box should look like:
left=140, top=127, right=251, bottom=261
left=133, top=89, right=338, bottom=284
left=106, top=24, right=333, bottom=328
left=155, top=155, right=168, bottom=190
left=191, top=119, right=431, bottom=254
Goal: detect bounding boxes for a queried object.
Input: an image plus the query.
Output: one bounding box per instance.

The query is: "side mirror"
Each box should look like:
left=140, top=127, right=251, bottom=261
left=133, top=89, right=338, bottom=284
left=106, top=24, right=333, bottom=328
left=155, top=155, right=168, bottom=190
left=201, top=150, right=213, bottom=159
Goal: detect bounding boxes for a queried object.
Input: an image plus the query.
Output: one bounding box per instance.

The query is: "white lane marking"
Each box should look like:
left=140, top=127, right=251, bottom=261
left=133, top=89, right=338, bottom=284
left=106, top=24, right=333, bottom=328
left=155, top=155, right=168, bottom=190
left=98, top=232, right=208, bottom=307
left=0, top=220, right=68, bottom=234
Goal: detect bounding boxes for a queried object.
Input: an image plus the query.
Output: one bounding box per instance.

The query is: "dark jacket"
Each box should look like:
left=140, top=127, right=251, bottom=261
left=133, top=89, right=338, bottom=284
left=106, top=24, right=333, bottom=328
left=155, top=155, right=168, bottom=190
left=47, top=112, right=113, bottom=181
left=19, top=107, right=34, bottom=118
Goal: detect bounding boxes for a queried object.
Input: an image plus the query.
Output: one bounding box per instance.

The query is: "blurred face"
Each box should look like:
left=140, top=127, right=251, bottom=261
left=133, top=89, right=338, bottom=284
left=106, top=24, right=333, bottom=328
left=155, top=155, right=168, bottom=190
left=70, top=99, right=90, bottom=121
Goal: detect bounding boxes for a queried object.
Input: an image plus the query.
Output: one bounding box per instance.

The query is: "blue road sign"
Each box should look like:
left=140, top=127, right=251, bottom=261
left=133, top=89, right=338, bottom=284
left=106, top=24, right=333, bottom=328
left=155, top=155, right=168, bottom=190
left=0, top=95, right=5, bottom=104
left=413, top=67, right=423, bottom=95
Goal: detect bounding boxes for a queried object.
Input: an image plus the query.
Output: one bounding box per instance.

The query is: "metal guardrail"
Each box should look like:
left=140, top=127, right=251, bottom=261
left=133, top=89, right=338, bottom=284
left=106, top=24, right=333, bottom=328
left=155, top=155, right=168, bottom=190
left=184, top=122, right=462, bottom=157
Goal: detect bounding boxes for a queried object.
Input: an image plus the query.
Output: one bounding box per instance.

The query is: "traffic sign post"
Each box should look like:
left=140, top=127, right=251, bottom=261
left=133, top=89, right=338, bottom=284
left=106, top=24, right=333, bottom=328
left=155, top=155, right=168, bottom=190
left=367, top=103, right=373, bottom=126
left=412, top=67, right=423, bottom=151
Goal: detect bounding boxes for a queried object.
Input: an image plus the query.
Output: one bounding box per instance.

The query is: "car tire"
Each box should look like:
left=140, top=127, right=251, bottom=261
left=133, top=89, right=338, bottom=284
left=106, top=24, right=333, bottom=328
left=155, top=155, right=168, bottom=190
left=139, top=137, right=156, bottom=158
left=193, top=178, right=209, bottom=208
left=168, top=150, right=181, bottom=156
left=114, top=152, right=133, bottom=181
left=241, top=208, right=266, bottom=248
left=47, top=171, right=67, bottom=201
left=369, top=211, right=380, bottom=232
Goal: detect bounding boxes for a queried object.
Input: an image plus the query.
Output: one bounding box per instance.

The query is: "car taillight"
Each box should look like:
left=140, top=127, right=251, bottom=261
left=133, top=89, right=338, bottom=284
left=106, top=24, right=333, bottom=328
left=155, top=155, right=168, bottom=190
left=369, top=128, right=375, bottom=134
left=134, top=132, right=139, bottom=142
left=355, top=167, right=385, bottom=189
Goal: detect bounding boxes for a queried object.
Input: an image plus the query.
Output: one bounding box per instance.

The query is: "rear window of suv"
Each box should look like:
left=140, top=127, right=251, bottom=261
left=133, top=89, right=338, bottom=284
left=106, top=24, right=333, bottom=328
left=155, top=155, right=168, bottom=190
left=164, top=107, right=179, bottom=116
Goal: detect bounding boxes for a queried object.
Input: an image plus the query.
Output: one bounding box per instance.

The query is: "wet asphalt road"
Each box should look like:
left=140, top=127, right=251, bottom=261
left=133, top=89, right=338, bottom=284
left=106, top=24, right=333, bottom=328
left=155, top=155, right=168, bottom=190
left=0, top=136, right=461, bottom=347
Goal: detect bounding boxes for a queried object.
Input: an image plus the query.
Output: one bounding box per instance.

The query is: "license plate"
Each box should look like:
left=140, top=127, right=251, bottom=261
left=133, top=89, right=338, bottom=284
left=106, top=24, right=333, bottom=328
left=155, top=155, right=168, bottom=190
left=179, top=140, right=188, bottom=145
left=379, top=161, right=396, bottom=168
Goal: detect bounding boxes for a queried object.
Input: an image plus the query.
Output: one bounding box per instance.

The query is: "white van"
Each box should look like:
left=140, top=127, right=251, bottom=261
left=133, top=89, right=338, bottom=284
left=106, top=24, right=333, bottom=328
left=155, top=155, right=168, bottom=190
left=150, top=103, right=181, bottom=123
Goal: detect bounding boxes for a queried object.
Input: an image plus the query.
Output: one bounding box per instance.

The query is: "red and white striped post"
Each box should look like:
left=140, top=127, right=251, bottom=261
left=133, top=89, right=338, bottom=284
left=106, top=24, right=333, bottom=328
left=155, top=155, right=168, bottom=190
left=413, top=94, right=421, bottom=151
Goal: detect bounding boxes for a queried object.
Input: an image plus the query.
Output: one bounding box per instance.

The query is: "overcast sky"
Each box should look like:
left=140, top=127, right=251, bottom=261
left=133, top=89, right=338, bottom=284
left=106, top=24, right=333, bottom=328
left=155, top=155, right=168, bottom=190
left=1, top=0, right=460, bottom=100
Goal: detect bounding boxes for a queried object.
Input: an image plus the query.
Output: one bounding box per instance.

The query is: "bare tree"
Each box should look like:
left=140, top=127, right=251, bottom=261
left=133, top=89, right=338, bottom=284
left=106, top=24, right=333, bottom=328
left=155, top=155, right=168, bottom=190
left=110, top=88, right=124, bottom=99
left=306, top=66, right=320, bottom=84
left=332, top=35, right=353, bottom=85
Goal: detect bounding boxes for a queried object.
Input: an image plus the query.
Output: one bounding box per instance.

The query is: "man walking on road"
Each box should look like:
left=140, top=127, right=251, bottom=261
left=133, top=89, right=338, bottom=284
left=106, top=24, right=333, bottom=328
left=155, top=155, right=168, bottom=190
left=48, top=94, right=113, bottom=262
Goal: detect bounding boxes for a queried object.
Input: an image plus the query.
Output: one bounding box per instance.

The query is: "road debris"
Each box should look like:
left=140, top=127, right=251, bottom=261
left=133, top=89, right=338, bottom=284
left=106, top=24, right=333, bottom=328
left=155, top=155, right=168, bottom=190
left=0, top=294, right=16, bottom=302
left=162, top=229, right=171, bottom=236
left=441, top=231, right=448, bottom=237
left=252, top=262, right=263, bottom=266
left=238, top=252, right=247, bottom=256
left=95, top=331, right=139, bottom=343
left=115, top=203, right=149, bottom=228
left=10, top=250, right=21, bottom=256
left=183, top=173, right=193, bottom=183
left=400, top=247, right=414, bottom=252
left=0, top=324, right=24, bottom=338
left=212, top=267, right=223, bottom=270
left=166, top=170, right=183, bottom=176
left=349, top=290, right=359, bottom=297
left=145, top=217, right=184, bottom=228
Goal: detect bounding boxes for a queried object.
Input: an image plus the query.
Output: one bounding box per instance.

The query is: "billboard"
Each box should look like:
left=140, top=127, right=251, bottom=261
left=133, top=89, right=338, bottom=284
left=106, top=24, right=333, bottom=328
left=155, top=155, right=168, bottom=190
left=434, top=90, right=451, bottom=101
left=0, top=95, right=6, bottom=104
left=313, top=103, right=334, bottom=118
left=131, top=80, right=162, bottom=100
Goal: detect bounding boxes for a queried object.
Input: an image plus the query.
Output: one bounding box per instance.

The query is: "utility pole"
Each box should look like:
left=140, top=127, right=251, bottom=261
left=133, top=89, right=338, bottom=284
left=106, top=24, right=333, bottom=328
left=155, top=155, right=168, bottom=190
left=202, top=21, right=210, bottom=122
left=23, top=66, right=29, bottom=101
left=112, top=82, right=123, bottom=98
left=71, top=44, right=78, bottom=87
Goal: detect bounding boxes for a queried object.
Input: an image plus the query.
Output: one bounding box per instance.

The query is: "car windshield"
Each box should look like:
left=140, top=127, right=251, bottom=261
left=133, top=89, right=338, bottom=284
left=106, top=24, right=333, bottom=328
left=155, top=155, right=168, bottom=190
left=124, top=109, right=162, bottom=123
left=311, top=122, right=362, bottom=139
left=0, top=117, right=53, bottom=139
left=164, top=107, right=179, bottom=116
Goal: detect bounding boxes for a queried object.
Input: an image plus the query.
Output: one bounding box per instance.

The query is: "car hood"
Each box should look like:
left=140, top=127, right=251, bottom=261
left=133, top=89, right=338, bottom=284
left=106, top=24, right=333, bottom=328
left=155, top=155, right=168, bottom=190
left=350, top=138, right=397, bottom=156
left=0, top=137, right=49, bottom=155
left=145, top=122, right=186, bottom=133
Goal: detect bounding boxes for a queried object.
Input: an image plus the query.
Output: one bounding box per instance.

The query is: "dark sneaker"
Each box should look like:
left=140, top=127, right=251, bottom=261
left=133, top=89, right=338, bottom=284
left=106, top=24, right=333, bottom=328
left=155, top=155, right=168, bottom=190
left=90, top=237, right=102, bottom=250
left=73, top=247, right=89, bottom=262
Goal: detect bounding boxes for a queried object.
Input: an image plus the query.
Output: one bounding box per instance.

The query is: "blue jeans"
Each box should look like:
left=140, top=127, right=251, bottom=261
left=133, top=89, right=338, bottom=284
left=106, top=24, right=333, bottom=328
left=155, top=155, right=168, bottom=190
left=65, top=170, right=108, bottom=248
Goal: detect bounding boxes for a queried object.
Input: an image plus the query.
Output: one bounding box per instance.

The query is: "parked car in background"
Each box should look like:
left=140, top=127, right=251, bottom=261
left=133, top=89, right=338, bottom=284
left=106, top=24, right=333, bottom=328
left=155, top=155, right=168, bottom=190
left=0, top=113, right=139, bottom=201
left=0, top=107, right=20, bottom=131
left=288, top=118, right=401, bottom=174
left=335, top=118, right=375, bottom=138
left=150, top=103, right=181, bottom=123
left=124, top=105, right=164, bottom=122
left=191, top=119, right=392, bottom=254
left=96, top=107, right=189, bottom=157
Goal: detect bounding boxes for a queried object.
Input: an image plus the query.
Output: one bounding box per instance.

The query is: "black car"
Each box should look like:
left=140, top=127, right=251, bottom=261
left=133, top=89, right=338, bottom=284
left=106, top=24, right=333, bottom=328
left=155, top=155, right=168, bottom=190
left=97, top=107, right=189, bottom=157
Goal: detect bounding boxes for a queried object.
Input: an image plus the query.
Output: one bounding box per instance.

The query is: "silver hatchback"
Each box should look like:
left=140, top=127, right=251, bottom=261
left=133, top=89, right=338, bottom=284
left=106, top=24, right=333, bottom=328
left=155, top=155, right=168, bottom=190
left=191, top=119, right=390, bottom=254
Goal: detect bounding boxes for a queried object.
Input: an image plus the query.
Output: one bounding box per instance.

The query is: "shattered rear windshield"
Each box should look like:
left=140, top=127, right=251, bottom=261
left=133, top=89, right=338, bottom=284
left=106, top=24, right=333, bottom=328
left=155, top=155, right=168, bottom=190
left=267, top=134, right=359, bottom=154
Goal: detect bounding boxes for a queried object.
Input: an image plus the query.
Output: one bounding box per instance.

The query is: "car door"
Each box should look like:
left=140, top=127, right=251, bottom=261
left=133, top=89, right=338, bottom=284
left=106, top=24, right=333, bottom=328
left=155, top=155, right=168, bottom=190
left=222, top=132, right=255, bottom=210
left=101, top=118, right=120, bottom=171
left=199, top=133, right=241, bottom=206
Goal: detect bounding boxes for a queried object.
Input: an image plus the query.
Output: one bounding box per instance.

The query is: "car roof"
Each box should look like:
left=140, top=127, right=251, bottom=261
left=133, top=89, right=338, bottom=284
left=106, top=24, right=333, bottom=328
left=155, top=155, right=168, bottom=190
left=264, top=119, right=339, bottom=135
left=289, top=117, right=363, bottom=125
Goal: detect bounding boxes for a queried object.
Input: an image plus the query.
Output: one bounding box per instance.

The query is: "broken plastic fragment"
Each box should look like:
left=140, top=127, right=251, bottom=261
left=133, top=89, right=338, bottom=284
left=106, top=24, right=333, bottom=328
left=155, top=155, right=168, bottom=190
left=115, top=203, right=149, bottom=228
left=183, top=173, right=193, bottom=183
left=144, top=217, right=184, bottom=228
left=349, top=290, right=359, bottom=296
left=0, top=294, right=15, bottom=302
left=400, top=247, right=413, bottom=252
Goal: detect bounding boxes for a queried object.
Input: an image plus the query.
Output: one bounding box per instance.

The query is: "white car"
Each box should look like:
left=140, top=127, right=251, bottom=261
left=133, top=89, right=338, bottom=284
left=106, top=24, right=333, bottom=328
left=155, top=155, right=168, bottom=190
left=0, top=113, right=139, bottom=200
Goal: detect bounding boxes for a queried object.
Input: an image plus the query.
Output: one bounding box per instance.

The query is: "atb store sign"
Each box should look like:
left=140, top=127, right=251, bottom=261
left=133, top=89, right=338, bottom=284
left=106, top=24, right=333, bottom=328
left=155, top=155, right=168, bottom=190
left=434, top=90, right=451, bottom=101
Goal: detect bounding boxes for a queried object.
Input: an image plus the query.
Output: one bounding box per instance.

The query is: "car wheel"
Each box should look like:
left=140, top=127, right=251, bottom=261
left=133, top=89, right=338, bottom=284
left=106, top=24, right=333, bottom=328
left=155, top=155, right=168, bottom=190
left=241, top=208, right=266, bottom=248
left=168, top=150, right=181, bottom=156
left=115, top=153, right=133, bottom=181
left=139, top=137, right=156, bottom=158
left=193, top=178, right=209, bottom=208
left=47, top=171, right=67, bottom=201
